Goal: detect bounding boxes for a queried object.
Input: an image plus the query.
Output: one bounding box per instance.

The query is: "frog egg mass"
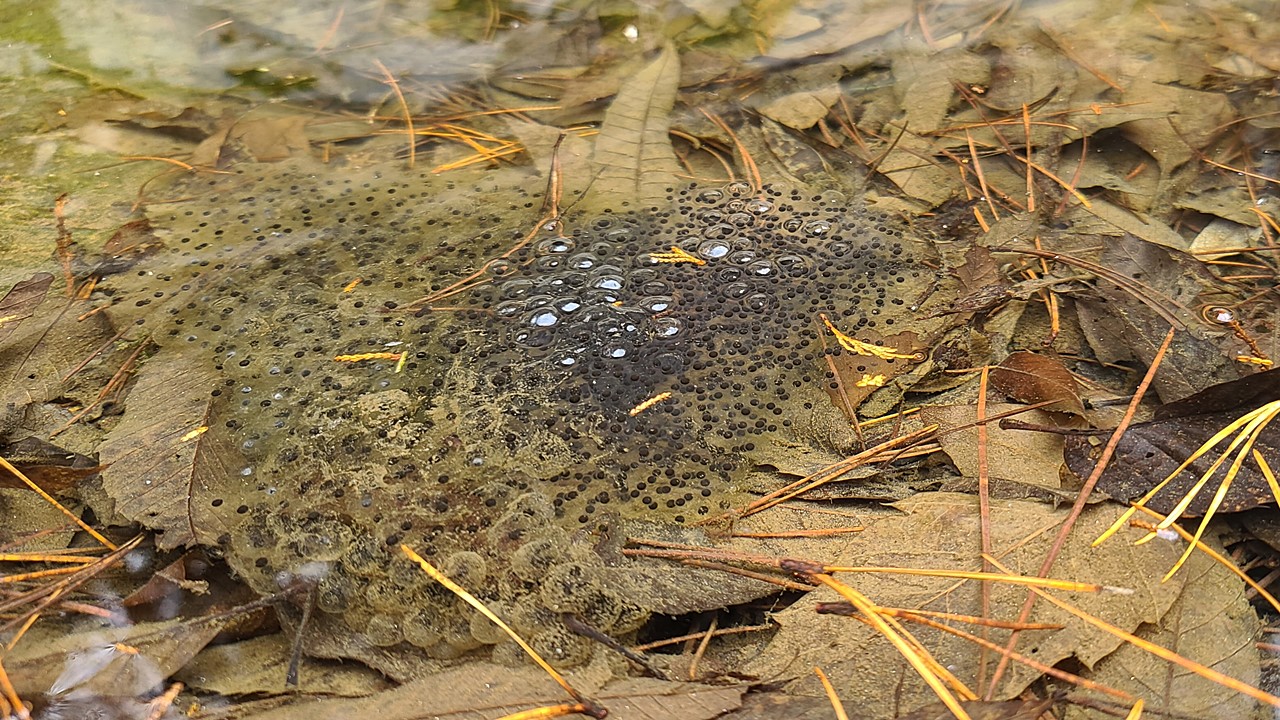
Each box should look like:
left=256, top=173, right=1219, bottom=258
left=103, top=158, right=932, bottom=668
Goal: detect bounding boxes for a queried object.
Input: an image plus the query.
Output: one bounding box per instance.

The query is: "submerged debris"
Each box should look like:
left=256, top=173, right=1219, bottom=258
left=100, top=160, right=939, bottom=666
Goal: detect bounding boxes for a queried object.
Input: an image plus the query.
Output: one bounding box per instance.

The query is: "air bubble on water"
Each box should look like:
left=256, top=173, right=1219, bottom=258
left=496, top=301, right=524, bottom=319
left=803, top=220, right=833, bottom=236
left=569, top=253, right=598, bottom=270
left=653, top=317, right=682, bottom=337
left=697, top=239, right=731, bottom=259
left=639, top=296, right=673, bottom=313
left=527, top=309, right=560, bottom=327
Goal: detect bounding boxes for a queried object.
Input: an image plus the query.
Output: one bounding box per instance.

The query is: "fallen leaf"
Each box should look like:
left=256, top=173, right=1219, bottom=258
left=1064, top=369, right=1280, bottom=516
left=0, top=436, right=102, bottom=495
left=7, top=615, right=228, bottom=698
left=1076, top=535, right=1260, bottom=719
left=0, top=272, right=53, bottom=345
left=176, top=633, right=391, bottom=698
left=989, top=351, right=1085, bottom=415
left=1073, top=234, right=1247, bottom=401
left=590, top=44, right=683, bottom=209
left=746, top=492, right=1192, bottom=714
left=238, top=661, right=743, bottom=720
left=757, top=84, right=841, bottom=131
left=922, top=404, right=1066, bottom=489
left=98, top=356, right=244, bottom=550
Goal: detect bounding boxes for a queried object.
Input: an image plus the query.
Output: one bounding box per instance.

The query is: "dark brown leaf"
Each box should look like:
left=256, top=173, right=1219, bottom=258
left=1064, top=413, right=1279, bottom=516
left=94, top=218, right=163, bottom=277
left=989, top=351, right=1084, bottom=415
left=0, top=436, right=102, bottom=494
left=1154, top=366, right=1280, bottom=421
left=1075, top=235, right=1247, bottom=401
left=954, top=245, right=1000, bottom=290
left=1068, top=368, right=1280, bottom=515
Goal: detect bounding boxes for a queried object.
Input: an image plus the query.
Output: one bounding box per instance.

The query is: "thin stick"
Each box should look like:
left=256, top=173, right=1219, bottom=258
left=975, top=365, right=993, bottom=694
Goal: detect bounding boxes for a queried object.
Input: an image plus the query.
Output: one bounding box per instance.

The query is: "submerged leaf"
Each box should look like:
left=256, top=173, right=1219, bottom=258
left=1066, top=370, right=1280, bottom=516
left=989, top=351, right=1084, bottom=415
left=98, top=355, right=242, bottom=550
left=0, top=272, right=53, bottom=345
left=590, top=44, right=682, bottom=209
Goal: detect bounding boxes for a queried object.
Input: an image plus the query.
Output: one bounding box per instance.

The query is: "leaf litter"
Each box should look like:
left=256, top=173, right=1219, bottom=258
left=0, top=0, right=1278, bottom=717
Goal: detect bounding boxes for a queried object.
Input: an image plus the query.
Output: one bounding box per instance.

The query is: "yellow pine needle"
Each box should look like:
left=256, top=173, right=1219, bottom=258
left=400, top=545, right=583, bottom=703
left=0, top=657, right=25, bottom=720
left=815, top=667, right=849, bottom=720
left=648, top=246, right=705, bottom=265
left=822, top=565, right=1120, bottom=593
left=1150, top=401, right=1280, bottom=532
left=1094, top=400, right=1280, bottom=549
left=856, top=374, right=887, bottom=387
left=819, top=314, right=919, bottom=360
left=433, top=143, right=522, bottom=173
left=628, top=391, right=672, bottom=416
left=879, top=610, right=1135, bottom=702
left=373, top=59, right=414, bottom=169
left=1130, top=509, right=1280, bottom=616
left=0, top=455, right=116, bottom=551
left=985, top=555, right=1280, bottom=710
left=0, top=553, right=97, bottom=564
left=882, top=607, right=1062, bottom=632
left=813, top=573, right=975, bottom=719
left=1125, top=698, right=1144, bottom=719
left=333, top=352, right=403, bottom=363
left=1257, top=450, right=1280, bottom=506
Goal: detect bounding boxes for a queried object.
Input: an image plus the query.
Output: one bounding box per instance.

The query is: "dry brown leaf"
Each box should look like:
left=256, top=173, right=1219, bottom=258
left=745, top=492, right=1194, bottom=716
left=1064, top=536, right=1260, bottom=719
left=241, top=662, right=743, bottom=720
left=98, top=355, right=242, bottom=550
left=757, top=84, right=841, bottom=131
left=921, top=404, right=1065, bottom=489
left=1074, top=234, right=1247, bottom=401
left=590, top=44, right=682, bottom=209
left=0, top=272, right=53, bottom=345
left=176, top=633, right=392, bottom=698
left=989, top=351, right=1085, bottom=415
left=7, top=615, right=227, bottom=698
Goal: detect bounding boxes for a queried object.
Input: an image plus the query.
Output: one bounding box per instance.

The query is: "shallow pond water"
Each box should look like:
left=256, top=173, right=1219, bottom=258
left=1, top=0, right=1277, bottom=717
